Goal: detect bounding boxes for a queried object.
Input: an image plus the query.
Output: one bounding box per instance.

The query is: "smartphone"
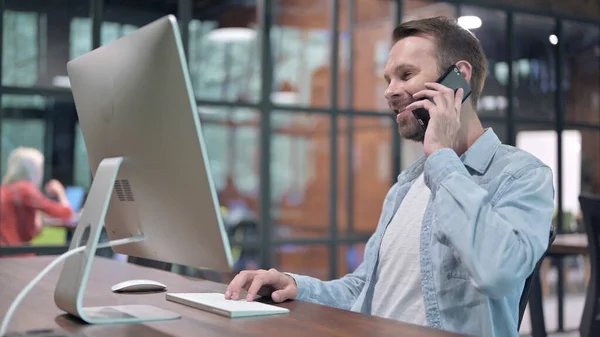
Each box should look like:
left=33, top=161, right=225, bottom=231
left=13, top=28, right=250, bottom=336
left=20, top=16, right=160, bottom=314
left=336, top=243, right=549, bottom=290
left=412, top=65, right=472, bottom=130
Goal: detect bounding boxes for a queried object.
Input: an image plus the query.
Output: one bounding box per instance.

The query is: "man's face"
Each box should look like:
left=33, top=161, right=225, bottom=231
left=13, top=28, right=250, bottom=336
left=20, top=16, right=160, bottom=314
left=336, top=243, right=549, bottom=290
left=384, top=36, right=440, bottom=142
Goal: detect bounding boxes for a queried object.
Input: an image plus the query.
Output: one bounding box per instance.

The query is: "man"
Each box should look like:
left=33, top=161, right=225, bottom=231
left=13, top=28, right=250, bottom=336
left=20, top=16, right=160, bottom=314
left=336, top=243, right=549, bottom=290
left=225, top=16, right=555, bottom=337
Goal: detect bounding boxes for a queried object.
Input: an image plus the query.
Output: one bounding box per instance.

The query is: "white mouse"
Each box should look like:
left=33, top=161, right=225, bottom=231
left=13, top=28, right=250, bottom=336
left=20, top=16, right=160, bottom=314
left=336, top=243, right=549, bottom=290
left=111, top=279, right=167, bottom=293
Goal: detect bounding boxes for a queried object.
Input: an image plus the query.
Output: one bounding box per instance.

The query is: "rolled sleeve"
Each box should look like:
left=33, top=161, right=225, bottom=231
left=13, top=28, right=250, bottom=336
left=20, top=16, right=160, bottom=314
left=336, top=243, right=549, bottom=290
left=423, top=148, right=470, bottom=193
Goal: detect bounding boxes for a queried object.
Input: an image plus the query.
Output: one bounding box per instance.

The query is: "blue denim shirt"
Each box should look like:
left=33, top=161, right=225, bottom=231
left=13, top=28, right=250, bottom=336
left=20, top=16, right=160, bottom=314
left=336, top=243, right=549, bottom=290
left=288, top=128, right=555, bottom=337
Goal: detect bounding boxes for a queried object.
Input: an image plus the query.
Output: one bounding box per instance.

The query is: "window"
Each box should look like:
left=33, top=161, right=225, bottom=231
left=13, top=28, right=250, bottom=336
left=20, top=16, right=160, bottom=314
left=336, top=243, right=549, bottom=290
left=4, top=1, right=91, bottom=88
left=188, top=1, right=260, bottom=103
left=513, top=14, right=557, bottom=121
left=0, top=119, right=46, bottom=178
left=198, top=107, right=260, bottom=219
left=272, top=111, right=330, bottom=239
left=563, top=21, right=600, bottom=125
left=2, top=11, right=39, bottom=87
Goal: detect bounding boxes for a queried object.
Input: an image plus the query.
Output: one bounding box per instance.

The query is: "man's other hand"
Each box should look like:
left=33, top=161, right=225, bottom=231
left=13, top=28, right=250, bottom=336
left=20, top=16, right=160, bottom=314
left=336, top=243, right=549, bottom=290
left=225, top=268, right=298, bottom=303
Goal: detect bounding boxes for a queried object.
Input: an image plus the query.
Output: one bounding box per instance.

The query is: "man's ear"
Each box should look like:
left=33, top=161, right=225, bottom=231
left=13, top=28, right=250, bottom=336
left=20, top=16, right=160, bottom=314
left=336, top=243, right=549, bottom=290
left=455, top=60, right=473, bottom=82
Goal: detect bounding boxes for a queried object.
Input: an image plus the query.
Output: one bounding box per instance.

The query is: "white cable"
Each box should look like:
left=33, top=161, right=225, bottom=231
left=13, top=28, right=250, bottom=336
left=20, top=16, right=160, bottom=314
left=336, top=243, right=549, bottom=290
left=0, top=235, right=145, bottom=336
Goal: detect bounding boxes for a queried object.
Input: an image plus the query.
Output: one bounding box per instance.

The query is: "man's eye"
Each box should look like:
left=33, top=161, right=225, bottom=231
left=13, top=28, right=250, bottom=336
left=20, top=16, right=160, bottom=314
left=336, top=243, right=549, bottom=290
left=402, top=72, right=413, bottom=80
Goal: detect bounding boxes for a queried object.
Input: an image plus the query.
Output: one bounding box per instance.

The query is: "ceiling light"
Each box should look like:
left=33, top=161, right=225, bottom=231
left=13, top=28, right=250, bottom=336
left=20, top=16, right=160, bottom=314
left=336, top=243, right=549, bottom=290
left=207, top=28, right=256, bottom=43
left=457, top=16, right=482, bottom=30
left=549, top=34, right=558, bottom=45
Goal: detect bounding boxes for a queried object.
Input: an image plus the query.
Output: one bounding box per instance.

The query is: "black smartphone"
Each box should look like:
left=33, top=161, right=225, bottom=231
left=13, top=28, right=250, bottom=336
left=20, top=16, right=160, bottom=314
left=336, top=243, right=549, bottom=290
left=412, top=65, right=472, bottom=130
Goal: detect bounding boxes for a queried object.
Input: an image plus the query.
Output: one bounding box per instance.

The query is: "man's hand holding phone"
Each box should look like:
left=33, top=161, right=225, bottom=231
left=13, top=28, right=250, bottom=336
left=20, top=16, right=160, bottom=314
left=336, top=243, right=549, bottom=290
left=406, top=83, right=464, bottom=157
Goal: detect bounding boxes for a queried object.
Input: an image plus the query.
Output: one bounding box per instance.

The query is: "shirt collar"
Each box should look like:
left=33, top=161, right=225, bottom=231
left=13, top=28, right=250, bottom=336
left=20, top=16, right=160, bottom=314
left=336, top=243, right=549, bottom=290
left=460, top=128, right=501, bottom=174
left=397, top=127, right=502, bottom=182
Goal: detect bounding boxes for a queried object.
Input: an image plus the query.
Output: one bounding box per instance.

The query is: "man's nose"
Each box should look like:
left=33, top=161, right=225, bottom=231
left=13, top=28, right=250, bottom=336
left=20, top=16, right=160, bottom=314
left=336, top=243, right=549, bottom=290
left=384, top=82, right=403, bottom=101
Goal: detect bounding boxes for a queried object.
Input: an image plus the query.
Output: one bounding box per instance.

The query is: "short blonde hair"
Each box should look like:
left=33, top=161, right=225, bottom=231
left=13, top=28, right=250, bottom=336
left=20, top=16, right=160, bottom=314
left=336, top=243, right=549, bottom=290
left=393, top=16, right=488, bottom=108
left=2, top=147, right=45, bottom=186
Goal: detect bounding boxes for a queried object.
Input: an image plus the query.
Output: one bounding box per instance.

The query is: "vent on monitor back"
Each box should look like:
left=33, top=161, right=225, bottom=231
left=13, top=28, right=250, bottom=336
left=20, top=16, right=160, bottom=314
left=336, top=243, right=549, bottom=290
left=114, top=179, right=135, bottom=201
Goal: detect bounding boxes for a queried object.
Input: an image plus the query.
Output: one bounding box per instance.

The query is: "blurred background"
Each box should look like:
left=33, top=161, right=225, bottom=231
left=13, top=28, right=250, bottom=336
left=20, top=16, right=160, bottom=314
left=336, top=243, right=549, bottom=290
left=0, top=0, right=598, bottom=335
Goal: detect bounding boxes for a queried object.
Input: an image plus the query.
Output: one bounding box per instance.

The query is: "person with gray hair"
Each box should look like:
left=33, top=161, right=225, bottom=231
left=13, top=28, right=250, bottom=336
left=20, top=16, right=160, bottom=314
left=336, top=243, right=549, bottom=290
left=0, top=147, right=73, bottom=250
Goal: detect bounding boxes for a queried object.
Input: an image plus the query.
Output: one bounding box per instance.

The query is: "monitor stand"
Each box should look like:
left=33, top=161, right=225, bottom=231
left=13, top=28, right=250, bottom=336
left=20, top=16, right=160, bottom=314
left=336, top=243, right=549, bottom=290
left=53, top=156, right=181, bottom=324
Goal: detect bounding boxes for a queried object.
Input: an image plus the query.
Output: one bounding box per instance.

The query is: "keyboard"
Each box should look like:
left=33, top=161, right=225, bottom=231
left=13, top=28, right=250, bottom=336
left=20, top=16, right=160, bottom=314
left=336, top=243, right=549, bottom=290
left=165, top=292, right=290, bottom=318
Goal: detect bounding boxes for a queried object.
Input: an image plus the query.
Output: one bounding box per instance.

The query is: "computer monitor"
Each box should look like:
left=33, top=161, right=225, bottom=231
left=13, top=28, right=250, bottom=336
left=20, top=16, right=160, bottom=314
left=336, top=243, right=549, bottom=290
left=65, top=186, right=85, bottom=212
left=53, top=15, right=234, bottom=325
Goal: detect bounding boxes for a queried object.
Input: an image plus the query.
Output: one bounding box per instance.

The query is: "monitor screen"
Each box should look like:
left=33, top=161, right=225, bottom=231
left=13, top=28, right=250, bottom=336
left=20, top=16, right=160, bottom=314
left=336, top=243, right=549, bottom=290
left=65, top=186, right=86, bottom=212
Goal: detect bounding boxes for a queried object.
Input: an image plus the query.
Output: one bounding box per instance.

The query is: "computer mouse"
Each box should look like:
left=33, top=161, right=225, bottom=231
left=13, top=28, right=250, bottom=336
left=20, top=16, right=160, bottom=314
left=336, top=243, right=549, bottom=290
left=111, top=279, right=167, bottom=293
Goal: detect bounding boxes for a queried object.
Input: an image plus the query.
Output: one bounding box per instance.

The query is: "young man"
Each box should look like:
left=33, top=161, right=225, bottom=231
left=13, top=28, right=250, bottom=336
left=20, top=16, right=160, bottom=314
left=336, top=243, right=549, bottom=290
left=225, top=16, right=555, bottom=337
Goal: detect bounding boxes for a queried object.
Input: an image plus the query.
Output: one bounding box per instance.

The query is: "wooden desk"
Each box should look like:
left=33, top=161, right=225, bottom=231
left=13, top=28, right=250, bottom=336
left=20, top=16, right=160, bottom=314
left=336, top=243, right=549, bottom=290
left=529, top=234, right=590, bottom=337
left=0, top=256, right=466, bottom=337
left=549, top=233, right=588, bottom=255
left=550, top=233, right=589, bottom=333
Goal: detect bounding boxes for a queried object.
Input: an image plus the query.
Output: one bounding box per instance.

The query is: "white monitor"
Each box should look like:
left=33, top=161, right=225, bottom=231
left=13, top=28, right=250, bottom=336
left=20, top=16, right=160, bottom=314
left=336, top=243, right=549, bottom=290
left=53, top=15, right=233, bottom=325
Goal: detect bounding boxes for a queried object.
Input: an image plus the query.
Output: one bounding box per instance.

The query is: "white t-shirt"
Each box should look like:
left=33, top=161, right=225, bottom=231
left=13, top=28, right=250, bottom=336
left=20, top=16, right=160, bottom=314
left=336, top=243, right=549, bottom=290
left=371, top=173, right=431, bottom=326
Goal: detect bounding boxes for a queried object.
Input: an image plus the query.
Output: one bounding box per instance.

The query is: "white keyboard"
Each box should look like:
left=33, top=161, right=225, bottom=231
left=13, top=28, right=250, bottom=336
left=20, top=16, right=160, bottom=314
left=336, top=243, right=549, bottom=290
left=165, top=292, right=290, bottom=318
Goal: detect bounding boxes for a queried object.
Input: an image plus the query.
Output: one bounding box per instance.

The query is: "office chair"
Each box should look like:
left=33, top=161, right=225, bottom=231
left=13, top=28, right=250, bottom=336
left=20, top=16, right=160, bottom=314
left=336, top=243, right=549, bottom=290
left=228, top=219, right=260, bottom=273
left=578, top=193, right=600, bottom=337
left=518, top=226, right=557, bottom=329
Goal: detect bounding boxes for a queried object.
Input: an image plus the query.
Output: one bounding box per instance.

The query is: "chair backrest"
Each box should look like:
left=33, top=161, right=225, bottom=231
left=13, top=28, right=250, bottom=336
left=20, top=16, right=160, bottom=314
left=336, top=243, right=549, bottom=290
left=518, top=225, right=557, bottom=328
left=578, top=193, right=600, bottom=337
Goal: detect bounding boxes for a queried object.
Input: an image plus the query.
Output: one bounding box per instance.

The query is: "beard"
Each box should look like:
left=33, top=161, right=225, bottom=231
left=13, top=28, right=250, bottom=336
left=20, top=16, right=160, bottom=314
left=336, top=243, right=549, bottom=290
left=396, top=110, right=425, bottom=142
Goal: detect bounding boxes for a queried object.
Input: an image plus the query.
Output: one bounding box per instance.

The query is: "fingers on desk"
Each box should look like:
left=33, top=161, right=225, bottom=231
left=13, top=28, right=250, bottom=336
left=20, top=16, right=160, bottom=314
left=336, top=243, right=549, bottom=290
left=225, top=269, right=288, bottom=302
left=226, top=270, right=262, bottom=300
left=246, top=271, right=279, bottom=302
left=271, top=284, right=295, bottom=303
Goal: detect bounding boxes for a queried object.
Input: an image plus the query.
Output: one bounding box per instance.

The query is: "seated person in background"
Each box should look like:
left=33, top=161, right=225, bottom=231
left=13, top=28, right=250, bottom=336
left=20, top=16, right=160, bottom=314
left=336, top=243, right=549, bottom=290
left=0, top=147, right=73, bottom=249
left=225, top=16, right=555, bottom=337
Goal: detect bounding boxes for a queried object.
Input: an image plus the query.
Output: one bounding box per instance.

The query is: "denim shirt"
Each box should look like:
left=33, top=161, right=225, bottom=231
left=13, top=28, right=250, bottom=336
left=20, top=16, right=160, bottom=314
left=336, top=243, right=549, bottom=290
left=287, top=129, right=555, bottom=337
